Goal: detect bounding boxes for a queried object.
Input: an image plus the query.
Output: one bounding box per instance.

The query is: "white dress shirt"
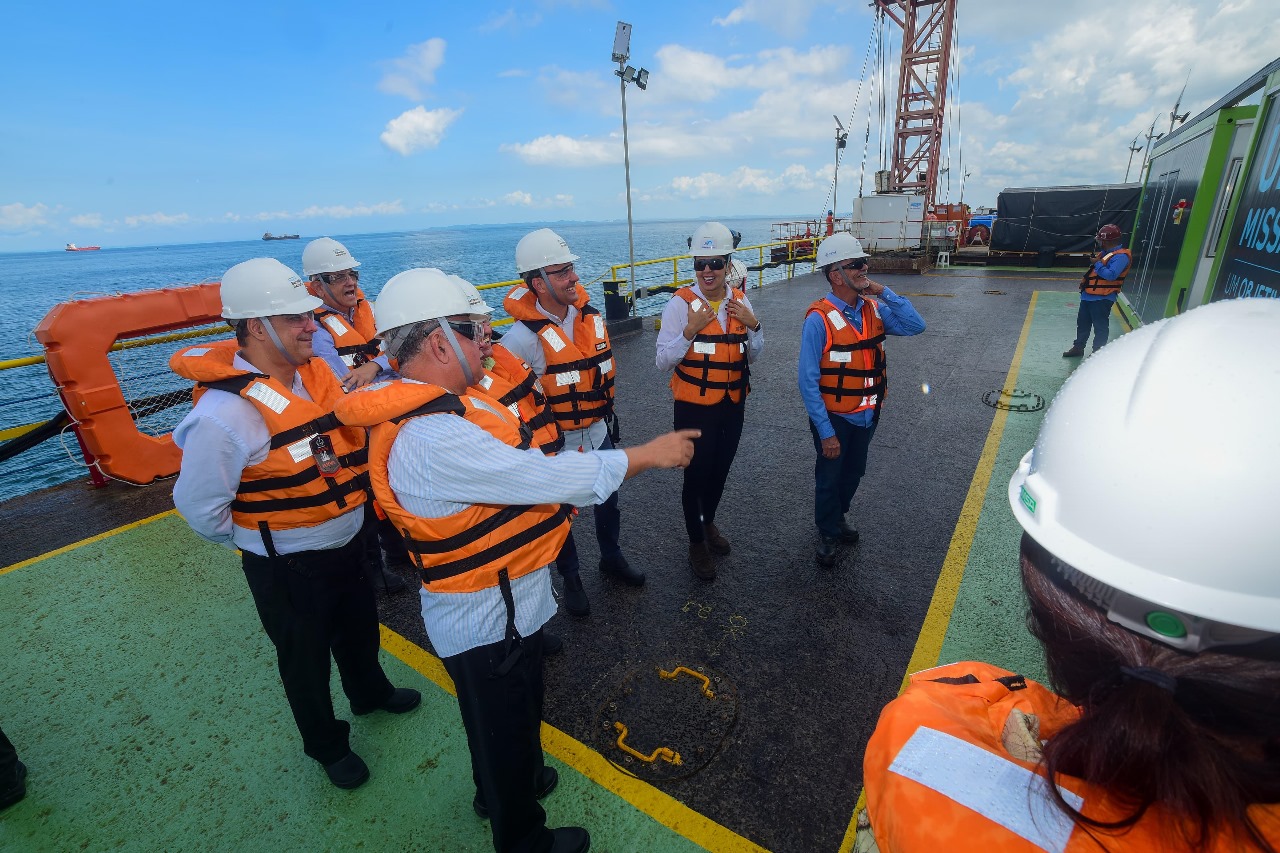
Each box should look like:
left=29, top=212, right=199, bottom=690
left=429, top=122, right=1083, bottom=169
left=654, top=284, right=765, bottom=373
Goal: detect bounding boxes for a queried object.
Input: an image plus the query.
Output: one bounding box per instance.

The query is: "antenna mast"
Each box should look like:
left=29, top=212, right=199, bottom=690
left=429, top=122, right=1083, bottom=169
left=873, top=0, right=956, bottom=211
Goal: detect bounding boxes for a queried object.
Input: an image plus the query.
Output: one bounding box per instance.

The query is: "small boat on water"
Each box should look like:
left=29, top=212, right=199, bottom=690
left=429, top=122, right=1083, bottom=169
left=65, top=243, right=101, bottom=251
left=262, top=232, right=299, bottom=240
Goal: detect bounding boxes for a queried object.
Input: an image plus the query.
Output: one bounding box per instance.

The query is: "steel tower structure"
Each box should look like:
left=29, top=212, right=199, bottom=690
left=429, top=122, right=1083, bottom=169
left=874, top=0, right=956, bottom=211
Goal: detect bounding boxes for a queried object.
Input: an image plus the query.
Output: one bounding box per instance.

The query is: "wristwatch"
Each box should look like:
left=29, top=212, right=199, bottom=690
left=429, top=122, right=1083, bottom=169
left=751, top=320, right=762, bottom=332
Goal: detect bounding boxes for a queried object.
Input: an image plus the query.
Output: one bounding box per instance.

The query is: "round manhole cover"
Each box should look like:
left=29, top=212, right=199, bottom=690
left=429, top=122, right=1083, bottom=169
left=595, top=662, right=738, bottom=782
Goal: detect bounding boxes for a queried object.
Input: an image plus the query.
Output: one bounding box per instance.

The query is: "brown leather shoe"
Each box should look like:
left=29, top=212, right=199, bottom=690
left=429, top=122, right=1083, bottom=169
left=689, top=542, right=716, bottom=580
left=1062, top=345, right=1085, bottom=358
left=704, top=523, right=731, bottom=555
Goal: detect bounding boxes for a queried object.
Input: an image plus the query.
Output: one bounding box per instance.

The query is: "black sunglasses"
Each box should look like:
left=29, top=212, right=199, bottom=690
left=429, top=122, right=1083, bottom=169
left=693, top=257, right=726, bottom=271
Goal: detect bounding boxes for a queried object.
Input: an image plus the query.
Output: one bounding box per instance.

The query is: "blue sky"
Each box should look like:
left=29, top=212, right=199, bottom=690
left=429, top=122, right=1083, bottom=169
left=3, top=0, right=1278, bottom=252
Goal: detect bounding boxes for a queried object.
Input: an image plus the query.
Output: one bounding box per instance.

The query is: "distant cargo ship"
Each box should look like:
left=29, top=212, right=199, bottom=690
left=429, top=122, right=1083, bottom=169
left=262, top=232, right=299, bottom=241
left=65, top=243, right=101, bottom=251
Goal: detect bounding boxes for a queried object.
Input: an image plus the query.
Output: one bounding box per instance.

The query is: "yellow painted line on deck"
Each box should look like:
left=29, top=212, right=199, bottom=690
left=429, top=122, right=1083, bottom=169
left=383, top=624, right=767, bottom=853
left=0, top=508, right=177, bottom=576
left=836, top=291, right=1041, bottom=853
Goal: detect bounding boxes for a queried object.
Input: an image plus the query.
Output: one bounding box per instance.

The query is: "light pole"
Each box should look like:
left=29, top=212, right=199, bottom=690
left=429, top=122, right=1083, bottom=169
left=832, top=115, right=849, bottom=220
left=613, top=22, right=648, bottom=313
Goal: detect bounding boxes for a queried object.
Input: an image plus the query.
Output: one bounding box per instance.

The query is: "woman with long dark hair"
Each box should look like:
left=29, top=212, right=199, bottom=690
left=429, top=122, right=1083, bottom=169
left=862, top=298, right=1280, bottom=852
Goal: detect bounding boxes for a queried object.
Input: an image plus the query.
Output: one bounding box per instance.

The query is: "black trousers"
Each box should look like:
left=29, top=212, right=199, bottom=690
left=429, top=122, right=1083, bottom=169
left=0, top=724, right=18, bottom=781
left=241, top=533, right=394, bottom=765
left=443, top=630, right=552, bottom=853
left=674, top=399, right=746, bottom=543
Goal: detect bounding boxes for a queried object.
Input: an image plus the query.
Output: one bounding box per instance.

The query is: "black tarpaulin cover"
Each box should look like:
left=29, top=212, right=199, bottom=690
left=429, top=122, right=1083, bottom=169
left=991, top=184, right=1141, bottom=253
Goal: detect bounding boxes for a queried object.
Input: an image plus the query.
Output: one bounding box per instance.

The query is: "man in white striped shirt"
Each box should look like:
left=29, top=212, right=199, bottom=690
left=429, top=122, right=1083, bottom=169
left=336, top=269, right=697, bottom=853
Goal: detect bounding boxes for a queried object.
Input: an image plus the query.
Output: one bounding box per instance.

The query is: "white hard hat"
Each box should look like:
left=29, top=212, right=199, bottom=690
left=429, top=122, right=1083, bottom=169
left=515, top=228, right=579, bottom=274
left=816, top=233, right=868, bottom=267
left=450, top=275, right=494, bottom=317
left=726, top=259, right=748, bottom=289
left=220, top=258, right=322, bottom=320
left=1009, top=298, right=1280, bottom=648
left=374, top=267, right=490, bottom=335
left=689, top=222, right=734, bottom=257
left=302, top=237, right=361, bottom=277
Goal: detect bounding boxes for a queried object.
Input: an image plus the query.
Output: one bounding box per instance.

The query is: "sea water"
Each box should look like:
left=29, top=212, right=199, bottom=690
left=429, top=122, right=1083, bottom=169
left=0, top=215, right=804, bottom=502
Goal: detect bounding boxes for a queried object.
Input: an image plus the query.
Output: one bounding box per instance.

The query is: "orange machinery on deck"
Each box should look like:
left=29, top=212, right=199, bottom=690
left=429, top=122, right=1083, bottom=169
left=34, top=284, right=224, bottom=485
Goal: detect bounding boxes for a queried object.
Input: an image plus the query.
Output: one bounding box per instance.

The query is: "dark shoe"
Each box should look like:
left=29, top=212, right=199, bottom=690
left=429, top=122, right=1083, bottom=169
left=324, top=751, right=369, bottom=789
left=543, top=631, right=564, bottom=656
left=561, top=574, right=590, bottom=618
left=815, top=537, right=839, bottom=567
left=353, top=687, right=421, bottom=716
left=839, top=523, right=860, bottom=545
left=0, top=761, right=26, bottom=810
left=600, top=554, right=645, bottom=587
left=689, top=542, right=716, bottom=580
left=474, top=765, right=560, bottom=819
left=1062, top=345, right=1085, bottom=358
left=549, top=827, right=591, bottom=852
left=376, top=564, right=408, bottom=594
left=704, top=523, right=731, bottom=555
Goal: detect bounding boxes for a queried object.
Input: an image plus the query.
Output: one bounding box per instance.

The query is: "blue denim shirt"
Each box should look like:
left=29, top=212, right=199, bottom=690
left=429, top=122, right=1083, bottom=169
left=1081, top=245, right=1130, bottom=303
left=799, top=288, right=926, bottom=439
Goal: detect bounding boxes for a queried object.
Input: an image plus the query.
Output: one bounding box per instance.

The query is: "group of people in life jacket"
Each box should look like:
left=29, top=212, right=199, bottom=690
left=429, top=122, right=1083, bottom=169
left=165, top=223, right=1279, bottom=853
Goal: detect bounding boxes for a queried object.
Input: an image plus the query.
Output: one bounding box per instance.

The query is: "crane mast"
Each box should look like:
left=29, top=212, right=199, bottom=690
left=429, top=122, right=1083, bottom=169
left=874, top=0, right=956, bottom=212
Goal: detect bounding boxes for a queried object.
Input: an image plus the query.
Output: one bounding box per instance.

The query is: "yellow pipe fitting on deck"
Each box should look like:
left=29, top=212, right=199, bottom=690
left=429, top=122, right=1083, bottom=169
left=613, top=722, right=682, bottom=766
left=658, top=665, right=715, bottom=699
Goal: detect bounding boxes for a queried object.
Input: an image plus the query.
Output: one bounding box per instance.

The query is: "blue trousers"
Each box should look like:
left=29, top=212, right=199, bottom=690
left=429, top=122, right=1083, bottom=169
left=810, top=416, right=877, bottom=539
left=1074, top=298, right=1114, bottom=351
left=554, top=432, right=622, bottom=577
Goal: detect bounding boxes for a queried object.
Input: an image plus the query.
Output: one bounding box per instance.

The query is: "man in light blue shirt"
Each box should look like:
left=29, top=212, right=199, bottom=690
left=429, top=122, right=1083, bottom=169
left=799, top=234, right=925, bottom=566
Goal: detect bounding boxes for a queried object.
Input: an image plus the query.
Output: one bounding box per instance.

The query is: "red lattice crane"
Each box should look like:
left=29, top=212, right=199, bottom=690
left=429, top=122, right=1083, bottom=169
left=874, top=0, right=956, bottom=212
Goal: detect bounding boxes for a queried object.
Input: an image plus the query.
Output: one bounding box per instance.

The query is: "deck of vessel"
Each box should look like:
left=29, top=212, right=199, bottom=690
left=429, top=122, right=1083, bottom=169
left=0, top=266, right=1121, bottom=852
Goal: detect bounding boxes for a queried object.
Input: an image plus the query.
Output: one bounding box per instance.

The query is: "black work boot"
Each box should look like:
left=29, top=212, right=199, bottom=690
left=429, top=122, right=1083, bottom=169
left=600, top=554, right=645, bottom=586
left=561, top=574, right=590, bottom=618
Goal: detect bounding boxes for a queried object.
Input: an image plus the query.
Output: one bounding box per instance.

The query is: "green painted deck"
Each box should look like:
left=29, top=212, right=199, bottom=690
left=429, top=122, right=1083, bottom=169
left=0, top=277, right=1126, bottom=852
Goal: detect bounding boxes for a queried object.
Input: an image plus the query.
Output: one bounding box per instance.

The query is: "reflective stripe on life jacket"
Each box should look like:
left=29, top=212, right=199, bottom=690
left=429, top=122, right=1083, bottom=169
left=807, top=297, right=886, bottom=416
left=503, top=283, right=616, bottom=430
left=1081, top=248, right=1131, bottom=296
left=478, top=343, right=565, bottom=455
left=669, top=286, right=751, bottom=405
left=169, top=342, right=369, bottom=531
left=333, top=379, right=572, bottom=594
left=315, top=293, right=381, bottom=368
left=864, top=660, right=1280, bottom=853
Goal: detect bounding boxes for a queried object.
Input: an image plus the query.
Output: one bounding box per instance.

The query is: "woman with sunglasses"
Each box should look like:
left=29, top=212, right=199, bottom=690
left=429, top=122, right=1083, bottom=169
left=655, top=221, right=764, bottom=580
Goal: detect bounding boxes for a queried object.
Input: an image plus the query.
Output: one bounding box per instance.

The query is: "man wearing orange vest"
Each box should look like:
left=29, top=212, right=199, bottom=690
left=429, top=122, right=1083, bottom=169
left=656, top=222, right=764, bottom=579
left=170, top=258, right=420, bottom=790
left=1063, top=224, right=1131, bottom=357
left=800, top=234, right=925, bottom=566
left=335, top=268, right=697, bottom=853
left=500, top=228, right=645, bottom=612
left=301, top=236, right=411, bottom=595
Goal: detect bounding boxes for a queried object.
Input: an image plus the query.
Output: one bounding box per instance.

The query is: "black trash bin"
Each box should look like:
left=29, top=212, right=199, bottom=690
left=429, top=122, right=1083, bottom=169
left=602, top=280, right=633, bottom=323
left=1036, top=245, right=1056, bottom=268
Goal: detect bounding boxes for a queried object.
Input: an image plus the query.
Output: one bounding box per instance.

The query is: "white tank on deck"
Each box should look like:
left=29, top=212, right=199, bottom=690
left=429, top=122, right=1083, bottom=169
left=850, top=194, right=925, bottom=252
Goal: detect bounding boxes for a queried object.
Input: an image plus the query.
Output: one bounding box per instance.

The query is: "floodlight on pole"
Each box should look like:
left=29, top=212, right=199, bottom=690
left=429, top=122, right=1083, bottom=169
left=832, top=115, right=849, bottom=220
left=613, top=21, right=647, bottom=315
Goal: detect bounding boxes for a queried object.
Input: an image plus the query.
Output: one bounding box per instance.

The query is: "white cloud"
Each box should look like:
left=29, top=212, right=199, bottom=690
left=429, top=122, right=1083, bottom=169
left=498, top=68, right=530, bottom=78
left=643, top=164, right=822, bottom=201
left=69, top=213, right=104, bottom=228
left=504, top=190, right=534, bottom=206
left=713, top=0, right=845, bottom=39
left=294, top=202, right=406, bottom=219
left=380, top=106, right=464, bottom=155
left=0, top=202, right=51, bottom=231
left=125, top=212, right=189, bottom=227
left=502, top=134, right=617, bottom=166
left=378, top=38, right=447, bottom=101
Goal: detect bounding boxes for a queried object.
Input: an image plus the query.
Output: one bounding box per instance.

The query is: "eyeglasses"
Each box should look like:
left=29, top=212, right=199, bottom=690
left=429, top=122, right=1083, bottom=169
left=276, top=312, right=315, bottom=327
left=693, top=257, right=726, bottom=271
left=543, top=263, right=575, bottom=279
left=443, top=320, right=483, bottom=344
left=319, top=269, right=359, bottom=285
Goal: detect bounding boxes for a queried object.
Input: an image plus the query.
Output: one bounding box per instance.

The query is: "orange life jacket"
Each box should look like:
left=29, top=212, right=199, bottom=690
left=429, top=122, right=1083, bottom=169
left=864, top=661, right=1280, bottom=853
left=334, top=380, right=572, bottom=594
left=314, top=290, right=381, bottom=368
left=669, top=287, right=751, bottom=405
left=806, top=297, right=886, bottom=415
left=479, top=343, right=564, bottom=454
left=503, top=283, right=616, bottom=430
left=1081, top=248, right=1132, bottom=296
left=169, top=342, right=369, bottom=533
